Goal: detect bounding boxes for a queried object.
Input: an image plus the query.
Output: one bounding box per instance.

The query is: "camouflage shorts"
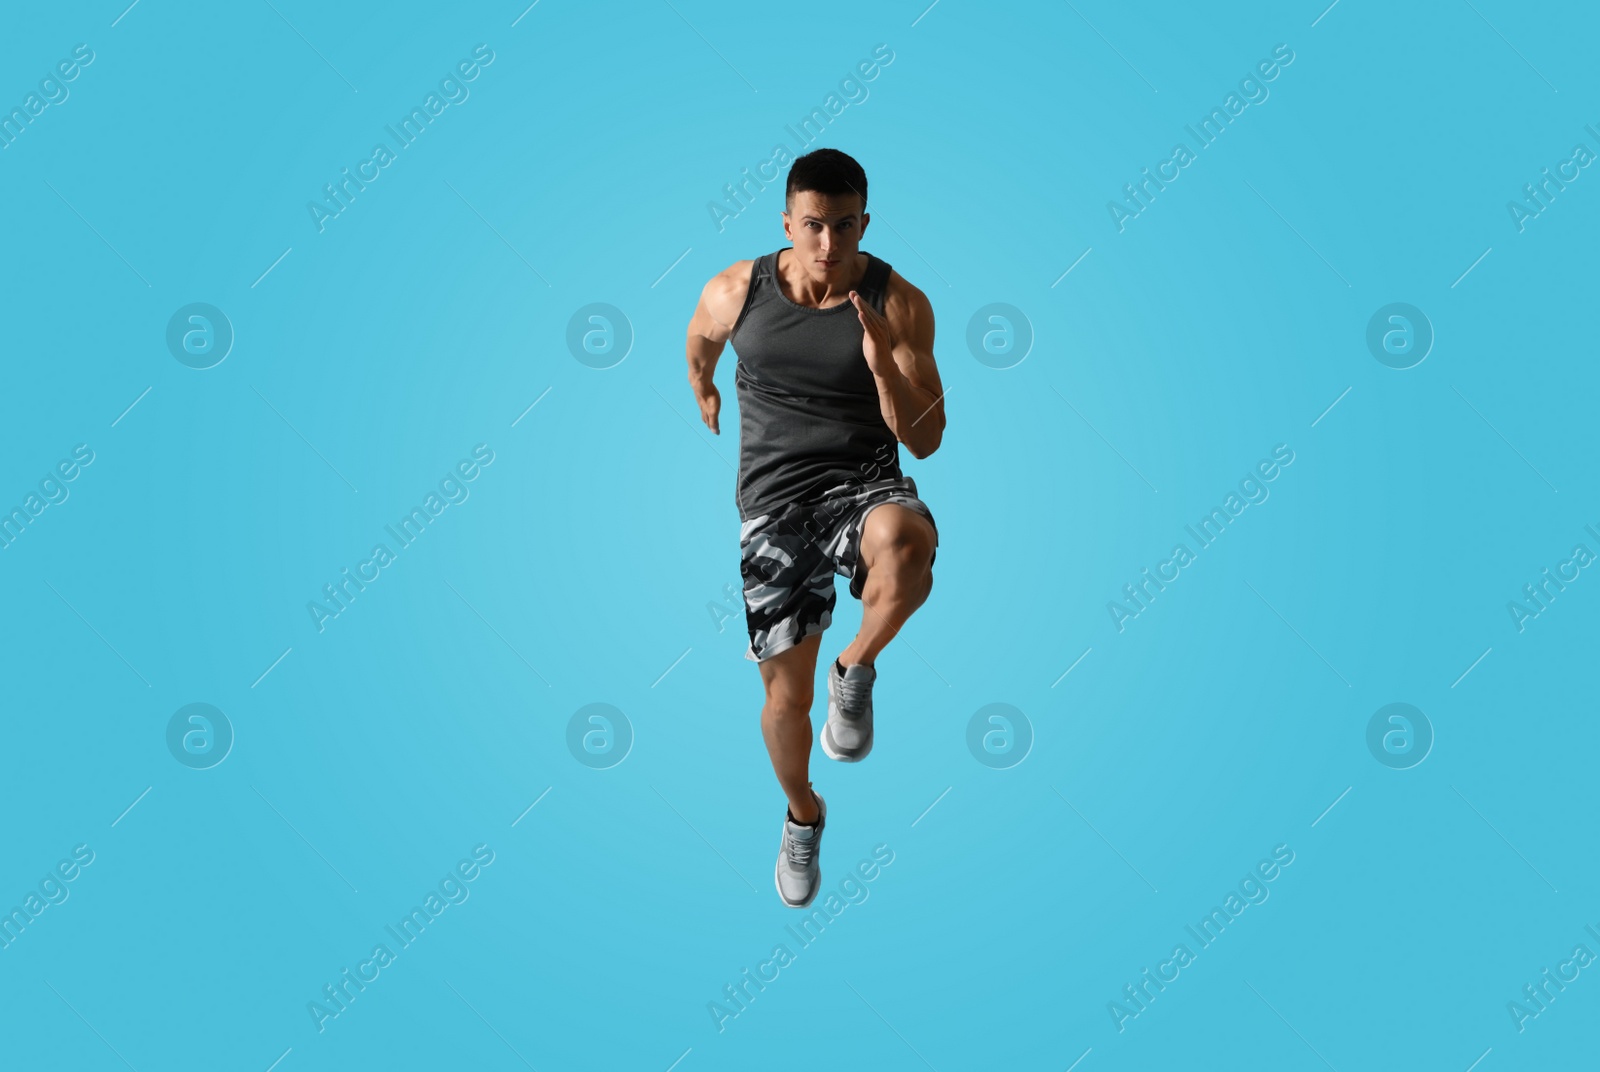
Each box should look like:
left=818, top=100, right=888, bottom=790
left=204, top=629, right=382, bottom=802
left=739, top=475, right=938, bottom=663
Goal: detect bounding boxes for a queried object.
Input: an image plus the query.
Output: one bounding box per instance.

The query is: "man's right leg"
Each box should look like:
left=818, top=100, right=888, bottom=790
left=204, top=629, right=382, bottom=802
left=757, top=631, right=823, bottom=824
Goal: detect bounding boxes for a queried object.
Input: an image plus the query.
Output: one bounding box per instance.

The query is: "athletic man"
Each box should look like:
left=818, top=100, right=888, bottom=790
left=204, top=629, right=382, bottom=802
left=683, top=148, right=946, bottom=908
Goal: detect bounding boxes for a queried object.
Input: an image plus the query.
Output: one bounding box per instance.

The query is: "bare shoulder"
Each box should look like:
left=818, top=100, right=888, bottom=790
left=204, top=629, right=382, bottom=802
left=698, top=259, right=756, bottom=335
left=690, top=259, right=756, bottom=342
left=883, top=269, right=934, bottom=341
left=707, top=259, right=755, bottom=314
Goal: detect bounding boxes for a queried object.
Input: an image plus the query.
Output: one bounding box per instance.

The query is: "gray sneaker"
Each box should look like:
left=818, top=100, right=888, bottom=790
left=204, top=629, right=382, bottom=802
left=774, top=787, right=826, bottom=908
left=820, top=661, right=875, bottom=762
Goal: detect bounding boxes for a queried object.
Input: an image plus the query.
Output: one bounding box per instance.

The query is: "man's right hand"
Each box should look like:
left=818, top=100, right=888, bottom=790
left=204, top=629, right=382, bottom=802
left=694, top=382, right=721, bottom=434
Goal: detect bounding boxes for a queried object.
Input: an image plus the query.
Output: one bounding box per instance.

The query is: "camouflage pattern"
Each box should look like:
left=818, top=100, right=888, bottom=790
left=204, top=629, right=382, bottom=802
left=739, top=475, right=938, bottom=663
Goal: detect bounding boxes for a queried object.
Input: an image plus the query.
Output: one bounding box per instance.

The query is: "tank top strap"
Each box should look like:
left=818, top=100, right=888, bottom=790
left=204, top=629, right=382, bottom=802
left=761, top=248, right=784, bottom=286
left=730, top=251, right=779, bottom=342
left=743, top=248, right=785, bottom=308
left=860, top=253, right=892, bottom=305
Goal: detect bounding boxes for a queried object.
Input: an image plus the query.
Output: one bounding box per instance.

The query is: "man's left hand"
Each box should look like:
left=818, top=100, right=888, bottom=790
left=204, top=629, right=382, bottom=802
left=851, top=290, right=898, bottom=378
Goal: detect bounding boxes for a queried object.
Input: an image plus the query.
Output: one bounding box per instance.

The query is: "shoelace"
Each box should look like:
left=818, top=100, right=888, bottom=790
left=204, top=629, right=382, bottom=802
left=835, top=670, right=871, bottom=717
left=786, top=826, right=818, bottom=868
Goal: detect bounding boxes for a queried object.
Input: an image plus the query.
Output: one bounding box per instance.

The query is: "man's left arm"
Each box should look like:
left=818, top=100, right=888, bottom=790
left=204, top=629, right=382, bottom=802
left=854, top=279, right=946, bottom=459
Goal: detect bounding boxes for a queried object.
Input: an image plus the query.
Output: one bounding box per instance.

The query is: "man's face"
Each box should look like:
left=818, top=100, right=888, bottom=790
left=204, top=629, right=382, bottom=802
left=782, top=190, right=869, bottom=283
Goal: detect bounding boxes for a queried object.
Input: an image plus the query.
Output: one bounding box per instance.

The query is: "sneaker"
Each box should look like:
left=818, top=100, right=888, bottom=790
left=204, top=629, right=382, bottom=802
left=820, top=660, right=876, bottom=762
left=774, top=786, right=826, bottom=908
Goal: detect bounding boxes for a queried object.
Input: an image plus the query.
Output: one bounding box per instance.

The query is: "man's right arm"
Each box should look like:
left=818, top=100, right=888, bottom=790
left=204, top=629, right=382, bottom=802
left=685, top=261, right=750, bottom=435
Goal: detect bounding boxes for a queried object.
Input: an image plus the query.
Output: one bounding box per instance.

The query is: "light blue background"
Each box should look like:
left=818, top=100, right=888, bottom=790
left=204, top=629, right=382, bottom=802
left=1, top=1, right=1595, bottom=1069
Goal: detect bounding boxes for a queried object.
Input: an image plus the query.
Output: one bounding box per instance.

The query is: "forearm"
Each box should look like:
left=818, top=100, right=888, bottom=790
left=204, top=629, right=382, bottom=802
left=874, top=366, right=942, bottom=458
left=686, top=333, right=721, bottom=388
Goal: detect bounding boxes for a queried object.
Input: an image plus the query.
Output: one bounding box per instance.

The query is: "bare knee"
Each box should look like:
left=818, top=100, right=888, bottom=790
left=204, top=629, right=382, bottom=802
left=760, top=669, right=814, bottom=720
left=763, top=691, right=813, bottom=721
left=869, top=541, right=935, bottom=595
left=862, top=506, right=935, bottom=564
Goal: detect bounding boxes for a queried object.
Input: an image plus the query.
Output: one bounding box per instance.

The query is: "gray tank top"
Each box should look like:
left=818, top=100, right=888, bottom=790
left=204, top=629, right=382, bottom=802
left=729, top=247, right=902, bottom=521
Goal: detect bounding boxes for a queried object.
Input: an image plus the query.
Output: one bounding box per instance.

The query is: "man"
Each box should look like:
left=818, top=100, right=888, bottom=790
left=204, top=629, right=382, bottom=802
left=683, top=148, right=946, bottom=908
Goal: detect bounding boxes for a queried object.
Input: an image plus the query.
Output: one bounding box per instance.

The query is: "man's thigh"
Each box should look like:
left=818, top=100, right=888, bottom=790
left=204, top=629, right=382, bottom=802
left=756, top=631, right=822, bottom=701
left=739, top=506, right=838, bottom=663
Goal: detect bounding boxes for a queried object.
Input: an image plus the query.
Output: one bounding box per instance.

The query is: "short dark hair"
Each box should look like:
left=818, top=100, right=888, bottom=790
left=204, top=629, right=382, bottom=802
left=785, top=148, right=867, bottom=215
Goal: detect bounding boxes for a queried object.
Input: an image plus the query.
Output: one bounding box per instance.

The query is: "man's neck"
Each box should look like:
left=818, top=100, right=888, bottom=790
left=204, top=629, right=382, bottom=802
left=779, top=249, right=867, bottom=308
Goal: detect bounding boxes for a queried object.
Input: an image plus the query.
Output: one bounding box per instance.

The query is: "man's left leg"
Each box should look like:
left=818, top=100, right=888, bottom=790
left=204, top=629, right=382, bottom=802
left=836, top=503, right=937, bottom=668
